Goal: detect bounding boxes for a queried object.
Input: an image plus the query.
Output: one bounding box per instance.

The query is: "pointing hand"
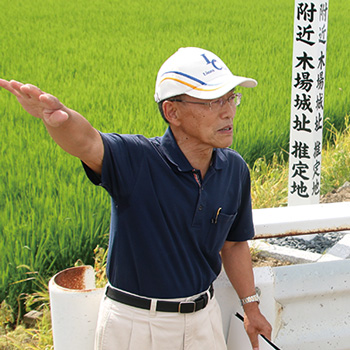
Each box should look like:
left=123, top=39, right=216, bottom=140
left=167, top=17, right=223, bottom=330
left=0, top=79, right=69, bottom=127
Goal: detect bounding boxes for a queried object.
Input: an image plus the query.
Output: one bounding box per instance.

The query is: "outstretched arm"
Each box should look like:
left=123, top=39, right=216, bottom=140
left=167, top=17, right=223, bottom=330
left=0, top=79, right=103, bottom=174
left=221, top=240, right=272, bottom=350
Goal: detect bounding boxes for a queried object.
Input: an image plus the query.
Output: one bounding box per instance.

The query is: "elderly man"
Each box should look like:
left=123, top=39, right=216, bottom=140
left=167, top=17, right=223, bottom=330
left=0, top=47, right=271, bottom=350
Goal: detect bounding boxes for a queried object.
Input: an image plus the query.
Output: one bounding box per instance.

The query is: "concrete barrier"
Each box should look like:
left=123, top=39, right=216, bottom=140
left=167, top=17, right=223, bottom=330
left=253, top=202, right=350, bottom=239
left=214, top=260, right=350, bottom=350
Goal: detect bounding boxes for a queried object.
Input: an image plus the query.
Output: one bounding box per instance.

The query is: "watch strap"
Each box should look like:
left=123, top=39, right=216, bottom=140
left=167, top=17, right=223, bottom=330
left=240, top=293, right=260, bottom=306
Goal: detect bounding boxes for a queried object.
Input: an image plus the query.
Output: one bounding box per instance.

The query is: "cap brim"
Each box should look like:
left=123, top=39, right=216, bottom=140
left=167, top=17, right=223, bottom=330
left=185, top=75, right=257, bottom=100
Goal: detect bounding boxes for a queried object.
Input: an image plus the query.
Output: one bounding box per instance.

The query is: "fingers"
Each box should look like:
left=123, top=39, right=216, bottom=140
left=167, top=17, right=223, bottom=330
left=39, top=93, right=64, bottom=110
left=42, top=109, right=69, bottom=127
left=1, top=78, right=65, bottom=120
left=2, top=79, right=62, bottom=109
left=20, top=83, right=44, bottom=100
left=245, top=312, right=272, bottom=350
left=0, top=79, right=22, bottom=98
left=250, top=335, right=259, bottom=350
left=0, top=79, right=43, bottom=101
left=249, top=325, right=272, bottom=349
left=0, top=79, right=46, bottom=101
left=260, top=321, right=272, bottom=341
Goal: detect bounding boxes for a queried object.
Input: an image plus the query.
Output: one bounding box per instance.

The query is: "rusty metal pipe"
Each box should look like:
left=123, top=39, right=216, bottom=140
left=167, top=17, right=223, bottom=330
left=254, top=226, right=350, bottom=240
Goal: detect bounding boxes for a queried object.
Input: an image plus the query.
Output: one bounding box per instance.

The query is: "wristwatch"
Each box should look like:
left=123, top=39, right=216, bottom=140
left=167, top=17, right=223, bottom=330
left=240, top=293, right=260, bottom=307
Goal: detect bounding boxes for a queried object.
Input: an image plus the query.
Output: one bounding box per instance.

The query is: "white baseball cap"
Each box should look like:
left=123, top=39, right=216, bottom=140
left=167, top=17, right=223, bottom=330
left=154, top=47, right=257, bottom=103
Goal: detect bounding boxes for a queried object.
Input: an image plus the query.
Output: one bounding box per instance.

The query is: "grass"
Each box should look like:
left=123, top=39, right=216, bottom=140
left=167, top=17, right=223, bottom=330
left=250, top=116, right=350, bottom=209
left=0, top=0, right=349, bottom=163
left=320, top=118, right=350, bottom=194
left=0, top=0, right=349, bottom=332
left=0, top=161, right=110, bottom=315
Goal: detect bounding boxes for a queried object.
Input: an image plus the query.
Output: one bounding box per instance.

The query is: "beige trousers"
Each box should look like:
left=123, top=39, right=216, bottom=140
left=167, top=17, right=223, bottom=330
left=94, top=290, right=227, bottom=350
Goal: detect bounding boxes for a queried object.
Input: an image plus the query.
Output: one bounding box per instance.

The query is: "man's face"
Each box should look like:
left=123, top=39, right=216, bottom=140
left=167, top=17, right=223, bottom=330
left=171, top=90, right=238, bottom=150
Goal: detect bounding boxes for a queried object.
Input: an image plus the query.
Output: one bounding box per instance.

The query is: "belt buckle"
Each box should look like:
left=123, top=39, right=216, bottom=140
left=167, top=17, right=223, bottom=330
left=178, top=301, right=196, bottom=313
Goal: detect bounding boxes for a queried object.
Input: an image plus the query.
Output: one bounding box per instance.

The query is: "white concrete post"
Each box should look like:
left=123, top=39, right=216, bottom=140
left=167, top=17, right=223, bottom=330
left=288, top=0, right=329, bottom=207
left=49, top=266, right=105, bottom=350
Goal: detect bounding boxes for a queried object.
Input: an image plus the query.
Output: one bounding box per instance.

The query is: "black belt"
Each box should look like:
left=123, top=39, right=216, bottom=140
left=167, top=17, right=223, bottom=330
left=106, top=285, right=214, bottom=314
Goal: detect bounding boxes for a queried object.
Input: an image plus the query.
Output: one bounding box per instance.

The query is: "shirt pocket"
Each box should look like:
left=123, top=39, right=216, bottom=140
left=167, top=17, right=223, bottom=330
left=205, top=211, right=237, bottom=254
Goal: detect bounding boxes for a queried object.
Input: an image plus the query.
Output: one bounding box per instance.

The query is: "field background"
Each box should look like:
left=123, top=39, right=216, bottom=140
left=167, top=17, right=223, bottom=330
left=0, top=0, right=349, bottom=312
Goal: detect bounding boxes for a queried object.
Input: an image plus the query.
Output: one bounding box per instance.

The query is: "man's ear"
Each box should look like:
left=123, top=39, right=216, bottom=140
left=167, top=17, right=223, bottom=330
left=162, top=100, right=181, bottom=126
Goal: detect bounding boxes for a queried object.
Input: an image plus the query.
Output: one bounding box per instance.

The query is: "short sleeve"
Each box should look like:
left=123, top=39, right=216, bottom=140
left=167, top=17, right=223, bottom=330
left=82, top=132, right=146, bottom=201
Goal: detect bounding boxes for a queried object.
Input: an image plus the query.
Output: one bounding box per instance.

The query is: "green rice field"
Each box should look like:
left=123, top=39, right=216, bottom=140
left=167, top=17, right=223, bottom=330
left=0, top=0, right=349, bottom=312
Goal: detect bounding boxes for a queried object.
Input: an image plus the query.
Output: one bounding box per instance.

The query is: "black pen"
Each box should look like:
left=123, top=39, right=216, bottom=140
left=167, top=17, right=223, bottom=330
left=235, top=312, right=281, bottom=350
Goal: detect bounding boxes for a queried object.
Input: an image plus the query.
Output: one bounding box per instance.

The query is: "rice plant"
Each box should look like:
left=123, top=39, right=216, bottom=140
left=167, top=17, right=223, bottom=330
left=0, top=0, right=349, bottom=316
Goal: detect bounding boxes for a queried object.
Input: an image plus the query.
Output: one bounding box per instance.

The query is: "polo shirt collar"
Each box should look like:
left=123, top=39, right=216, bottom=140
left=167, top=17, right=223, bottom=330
left=160, top=127, right=226, bottom=172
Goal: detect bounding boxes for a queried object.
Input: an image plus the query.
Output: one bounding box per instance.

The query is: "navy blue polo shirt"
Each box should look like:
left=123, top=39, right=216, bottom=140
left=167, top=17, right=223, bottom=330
left=83, top=127, right=254, bottom=299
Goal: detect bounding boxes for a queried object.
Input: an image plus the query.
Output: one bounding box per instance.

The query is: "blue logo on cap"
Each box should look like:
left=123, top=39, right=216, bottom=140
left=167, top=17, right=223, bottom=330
left=201, top=54, right=223, bottom=71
